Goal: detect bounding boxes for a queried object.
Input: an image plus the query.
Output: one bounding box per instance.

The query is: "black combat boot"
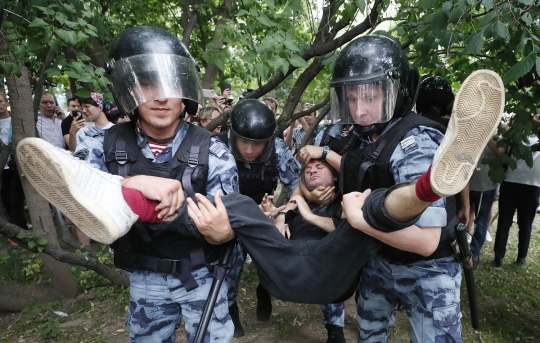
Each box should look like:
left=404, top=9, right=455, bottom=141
left=229, top=302, right=245, bottom=337
left=256, top=283, right=272, bottom=321
left=325, top=324, right=346, bottom=343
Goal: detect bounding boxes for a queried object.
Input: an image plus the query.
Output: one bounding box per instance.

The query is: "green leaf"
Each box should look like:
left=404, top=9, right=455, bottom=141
left=322, top=52, right=338, bottom=66
left=34, top=5, right=55, bottom=15
left=76, top=52, right=91, bottom=61
left=62, top=3, right=77, bottom=14
left=241, top=51, right=257, bottom=63
left=492, top=20, right=510, bottom=40
left=37, top=247, right=44, bottom=252
left=478, top=10, right=497, bottom=28
left=48, top=39, right=61, bottom=53
left=503, top=52, right=537, bottom=84
left=521, top=12, right=533, bottom=25
left=355, top=0, right=366, bottom=13
left=56, top=29, right=78, bottom=46
left=38, top=239, right=48, bottom=245
left=46, top=67, right=62, bottom=76
left=0, top=255, right=10, bottom=261
left=482, top=0, right=494, bottom=10
left=442, top=1, right=453, bottom=13
left=422, top=0, right=438, bottom=10
left=266, top=0, right=275, bottom=8
left=256, top=13, right=274, bottom=27
left=289, top=54, right=308, bottom=68
left=284, top=38, right=300, bottom=51
left=66, top=70, right=80, bottom=79
left=536, top=57, right=540, bottom=76
left=75, top=89, right=91, bottom=97
left=463, top=31, right=484, bottom=55
left=236, top=9, right=248, bottom=16
left=255, top=62, right=267, bottom=79
left=518, top=0, right=533, bottom=5
left=28, top=17, right=48, bottom=28
left=85, top=28, right=98, bottom=37
left=27, top=38, right=42, bottom=52
left=430, top=11, right=448, bottom=32
left=55, top=12, right=67, bottom=25
left=28, top=241, right=36, bottom=249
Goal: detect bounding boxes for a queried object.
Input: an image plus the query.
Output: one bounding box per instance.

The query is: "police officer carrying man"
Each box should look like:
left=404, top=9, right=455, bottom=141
left=217, top=99, right=300, bottom=336
left=76, top=26, right=238, bottom=342
left=298, top=35, right=504, bottom=342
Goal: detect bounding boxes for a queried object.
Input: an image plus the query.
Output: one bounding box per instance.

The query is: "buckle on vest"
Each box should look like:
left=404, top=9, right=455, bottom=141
left=156, top=258, right=180, bottom=274
left=115, top=151, right=128, bottom=165
left=188, top=156, right=198, bottom=167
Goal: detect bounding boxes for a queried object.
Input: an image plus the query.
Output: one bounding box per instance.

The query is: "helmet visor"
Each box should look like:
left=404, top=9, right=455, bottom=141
left=111, top=54, right=203, bottom=113
left=229, top=129, right=275, bottom=163
left=329, top=79, right=400, bottom=126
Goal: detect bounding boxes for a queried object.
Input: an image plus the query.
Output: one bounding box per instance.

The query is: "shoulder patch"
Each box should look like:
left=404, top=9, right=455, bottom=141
left=286, top=158, right=301, bottom=174
left=400, top=135, right=416, bottom=150
left=209, top=141, right=226, bottom=158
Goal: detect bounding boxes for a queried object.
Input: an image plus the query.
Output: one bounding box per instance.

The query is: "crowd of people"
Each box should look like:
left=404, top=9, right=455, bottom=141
left=1, top=24, right=535, bottom=343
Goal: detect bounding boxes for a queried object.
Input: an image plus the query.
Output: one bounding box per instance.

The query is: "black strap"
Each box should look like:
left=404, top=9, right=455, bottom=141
left=136, top=249, right=207, bottom=292
left=322, top=125, right=333, bottom=146
left=182, top=145, right=200, bottom=199
left=115, top=140, right=129, bottom=177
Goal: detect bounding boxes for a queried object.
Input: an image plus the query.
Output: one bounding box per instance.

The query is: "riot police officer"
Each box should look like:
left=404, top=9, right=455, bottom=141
left=416, top=75, right=455, bottom=127
left=80, top=26, right=238, bottom=343
left=217, top=99, right=300, bottom=336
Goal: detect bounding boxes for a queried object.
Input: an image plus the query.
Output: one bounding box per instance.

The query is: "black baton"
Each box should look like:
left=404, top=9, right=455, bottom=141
left=194, top=240, right=236, bottom=343
left=455, top=223, right=480, bottom=330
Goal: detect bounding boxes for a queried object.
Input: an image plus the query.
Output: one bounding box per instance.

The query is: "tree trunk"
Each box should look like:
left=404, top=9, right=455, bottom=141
left=1, top=36, right=79, bottom=299
left=200, top=0, right=233, bottom=89
left=0, top=280, right=60, bottom=311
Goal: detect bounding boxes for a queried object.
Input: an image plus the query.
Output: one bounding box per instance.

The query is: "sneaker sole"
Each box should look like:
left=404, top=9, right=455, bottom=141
left=17, top=138, right=123, bottom=244
left=430, top=70, right=505, bottom=196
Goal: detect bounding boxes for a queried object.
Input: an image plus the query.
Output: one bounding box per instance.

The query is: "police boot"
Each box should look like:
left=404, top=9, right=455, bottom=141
left=325, top=324, right=346, bottom=343
left=229, top=302, right=245, bottom=337
left=256, top=283, right=272, bottom=321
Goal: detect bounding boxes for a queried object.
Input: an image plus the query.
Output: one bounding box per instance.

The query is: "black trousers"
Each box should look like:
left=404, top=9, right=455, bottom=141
left=0, top=165, right=29, bottom=230
left=494, top=181, right=540, bottom=260
left=184, top=188, right=419, bottom=305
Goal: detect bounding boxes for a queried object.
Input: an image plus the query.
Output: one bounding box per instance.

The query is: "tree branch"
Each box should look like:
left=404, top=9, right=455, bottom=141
left=32, top=45, right=56, bottom=116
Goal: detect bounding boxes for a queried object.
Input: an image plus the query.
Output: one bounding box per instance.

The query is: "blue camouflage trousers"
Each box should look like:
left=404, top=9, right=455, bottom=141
left=126, top=267, right=234, bottom=343
left=322, top=302, right=345, bottom=327
left=356, top=256, right=462, bottom=343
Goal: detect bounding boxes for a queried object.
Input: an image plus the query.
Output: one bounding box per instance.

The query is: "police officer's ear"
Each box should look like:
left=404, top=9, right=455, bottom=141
left=405, top=67, right=420, bottom=113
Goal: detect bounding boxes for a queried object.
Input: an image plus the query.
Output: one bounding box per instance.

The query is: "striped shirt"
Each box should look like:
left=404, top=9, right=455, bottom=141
left=147, top=140, right=169, bottom=156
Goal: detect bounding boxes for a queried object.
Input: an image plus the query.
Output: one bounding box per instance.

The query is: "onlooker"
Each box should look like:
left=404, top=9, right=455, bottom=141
left=0, top=92, right=29, bottom=234
left=61, top=97, right=82, bottom=149
left=493, top=130, right=540, bottom=268
left=37, top=92, right=65, bottom=148
left=263, top=97, right=279, bottom=118
left=198, top=106, right=222, bottom=135
left=469, top=136, right=504, bottom=264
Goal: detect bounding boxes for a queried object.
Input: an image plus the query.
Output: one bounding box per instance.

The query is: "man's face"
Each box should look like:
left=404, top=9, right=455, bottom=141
left=236, top=138, right=265, bottom=162
left=303, top=160, right=336, bottom=191
left=200, top=109, right=222, bottom=135
left=40, top=94, right=56, bottom=118
left=68, top=99, right=81, bottom=112
left=137, top=98, right=184, bottom=131
left=346, top=84, right=384, bottom=126
left=0, top=95, right=7, bottom=116
left=304, top=113, right=316, bottom=126
left=264, top=99, right=277, bottom=114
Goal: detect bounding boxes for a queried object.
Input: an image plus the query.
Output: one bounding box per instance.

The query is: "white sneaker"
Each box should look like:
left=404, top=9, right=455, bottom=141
left=485, top=231, right=493, bottom=242
left=430, top=70, right=505, bottom=196
left=17, top=138, right=138, bottom=244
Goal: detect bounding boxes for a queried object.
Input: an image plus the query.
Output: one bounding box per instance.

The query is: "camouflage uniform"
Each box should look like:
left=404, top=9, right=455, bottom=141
left=355, top=121, right=462, bottom=343
left=75, top=121, right=238, bottom=343
left=226, top=137, right=300, bottom=306
left=322, top=302, right=345, bottom=327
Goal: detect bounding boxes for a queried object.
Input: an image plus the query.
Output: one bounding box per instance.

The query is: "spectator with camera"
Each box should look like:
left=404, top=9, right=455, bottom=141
left=61, top=97, right=84, bottom=151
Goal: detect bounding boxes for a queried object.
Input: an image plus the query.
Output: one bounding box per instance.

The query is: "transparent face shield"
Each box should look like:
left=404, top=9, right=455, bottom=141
left=110, top=54, right=203, bottom=113
left=229, top=129, right=275, bottom=163
left=329, top=79, right=400, bottom=126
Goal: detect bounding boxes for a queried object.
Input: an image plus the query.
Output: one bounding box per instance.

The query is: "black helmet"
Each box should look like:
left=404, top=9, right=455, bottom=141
left=228, top=99, right=276, bottom=163
left=329, top=35, right=417, bottom=135
left=416, top=76, right=454, bottom=116
left=105, top=26, right=202, bottom=119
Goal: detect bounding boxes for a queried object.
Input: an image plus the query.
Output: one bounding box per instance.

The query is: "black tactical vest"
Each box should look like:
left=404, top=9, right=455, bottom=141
left=218, top=131, right=279, bottom=204
left=340, top=112, right=458, bottom=263
left=103, top=122, right=219, bottom=269
left=321, top=125, right=362, bottom=156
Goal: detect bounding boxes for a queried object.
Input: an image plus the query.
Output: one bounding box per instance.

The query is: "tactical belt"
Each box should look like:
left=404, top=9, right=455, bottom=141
left=136, top=249, right=206, bottom=291
left=384, top=245, right=455, bottom=265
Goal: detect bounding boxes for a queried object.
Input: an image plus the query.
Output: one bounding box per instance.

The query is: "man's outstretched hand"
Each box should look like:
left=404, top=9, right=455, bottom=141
left=342, top=189, right=372, bottom=230
left=186, top=191, right=235, bottom=245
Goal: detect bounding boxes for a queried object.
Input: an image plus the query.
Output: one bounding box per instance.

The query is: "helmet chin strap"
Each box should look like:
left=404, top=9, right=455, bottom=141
left=356, top=122, right=390, bottom=139
left=135, top=108, right=187, bottom=146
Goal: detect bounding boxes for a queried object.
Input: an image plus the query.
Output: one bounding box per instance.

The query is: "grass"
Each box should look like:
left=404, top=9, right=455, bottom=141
left=1, top=204, right=539, bottom=342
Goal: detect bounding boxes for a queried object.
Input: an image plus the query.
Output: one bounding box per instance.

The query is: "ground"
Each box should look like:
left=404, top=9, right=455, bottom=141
left=1, top=202, right=540, bottom=342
